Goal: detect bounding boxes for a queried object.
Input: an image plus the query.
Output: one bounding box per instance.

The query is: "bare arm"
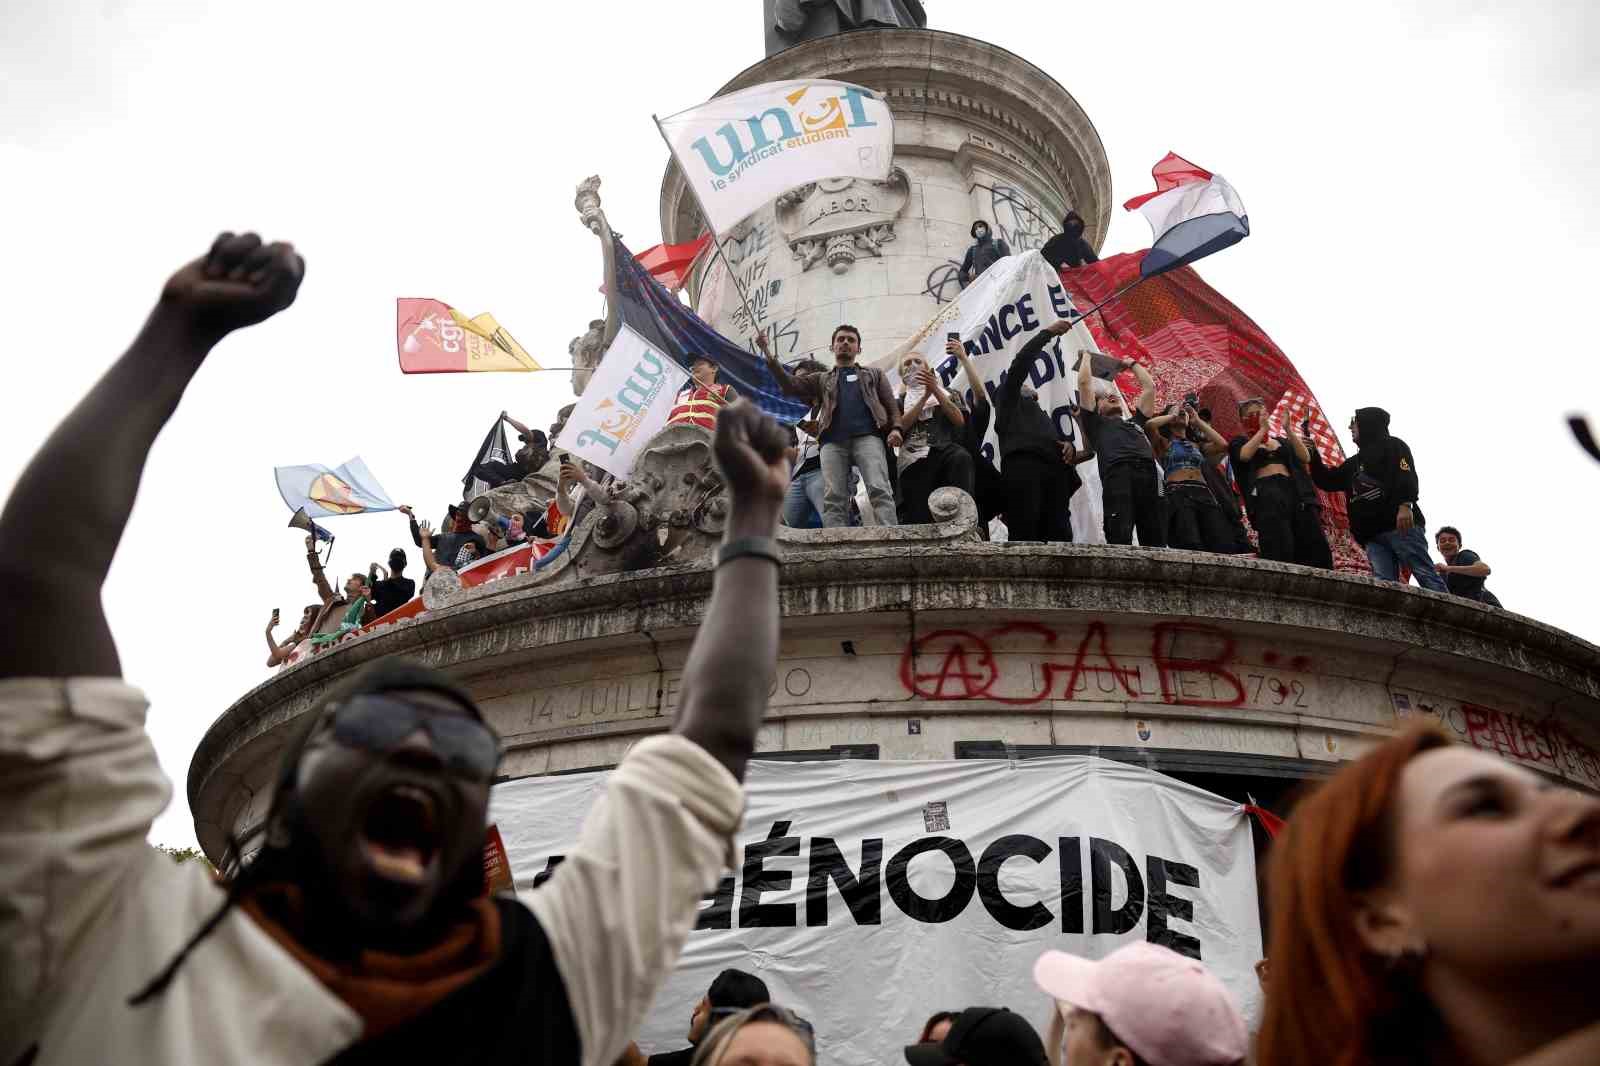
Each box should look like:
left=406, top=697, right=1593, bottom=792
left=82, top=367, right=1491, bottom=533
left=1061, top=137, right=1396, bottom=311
left=1284, top=421, right=1312, bottom=465
left=951, top=340, right=987, bottom=405
left=1193, top=414, right=1230, bottom=460
left=672, top=402, right=792, bottom=781
left=264, top=617, right=294, bottom=667
left=306, top=536, right=335, bottom=606
left=929, top=369, right=964, bottom=428
left=1442, top=560, right=1491, bottom=577
left=1129, top=361, right=1157, bottom=417
left=896, top=384, right=933, bottom=433
left=1076, top=345, right=1095, bottom=411
left=0, top=233, right=303, bottom=680
left=418, top=525, right=441, bottom=574
left=501, top=412, right=532, bottom=437
left=1238, top=422, right=1270, bottom=462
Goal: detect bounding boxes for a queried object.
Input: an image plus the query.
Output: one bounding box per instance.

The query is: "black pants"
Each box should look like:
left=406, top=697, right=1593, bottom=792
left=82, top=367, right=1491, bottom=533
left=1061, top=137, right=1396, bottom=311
left=1101, top=460, right=1166, bottom=547
left=898, top=445, right=977, bottom=524
left=1002, top=453, right=1075, bottom=542
left=1164, top=481, right=1238, bottom=553
left=1251, top=476, right=1332, bottom=568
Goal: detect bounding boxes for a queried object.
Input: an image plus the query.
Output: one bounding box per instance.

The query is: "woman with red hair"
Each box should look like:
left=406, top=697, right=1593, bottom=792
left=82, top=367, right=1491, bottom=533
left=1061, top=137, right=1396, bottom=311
left=1256, top=726, right=1600, bottom=1066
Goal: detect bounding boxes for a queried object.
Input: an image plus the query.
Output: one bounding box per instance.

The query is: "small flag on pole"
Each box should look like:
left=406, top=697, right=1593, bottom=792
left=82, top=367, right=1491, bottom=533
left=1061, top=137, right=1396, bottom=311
left=396, top=298, right=542, bottom=373
left=657, top=80, right=895, bottom=234
left=1123, top=153, right=1249, bottom=279
left=275, top=457, right=396, bottom=518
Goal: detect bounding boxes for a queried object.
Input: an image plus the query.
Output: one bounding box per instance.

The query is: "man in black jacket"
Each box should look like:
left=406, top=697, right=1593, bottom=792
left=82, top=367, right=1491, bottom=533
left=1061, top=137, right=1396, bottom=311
left=958, top=221, right=1011, bottom=289
left=1040, top=211, right=1099, bottom=272
left=1306, top=406, right=1448, bottom=591
left=367, top=548, right=416, bottom=616
left=994, top=320, right=1089, bottom=542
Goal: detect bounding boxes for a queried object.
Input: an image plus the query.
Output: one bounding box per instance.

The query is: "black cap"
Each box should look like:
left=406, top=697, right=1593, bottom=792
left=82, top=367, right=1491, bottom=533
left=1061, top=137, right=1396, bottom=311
left=904, top=1008, right=1046, bottom=1066
left=707, top=969, right=770, bottom=1011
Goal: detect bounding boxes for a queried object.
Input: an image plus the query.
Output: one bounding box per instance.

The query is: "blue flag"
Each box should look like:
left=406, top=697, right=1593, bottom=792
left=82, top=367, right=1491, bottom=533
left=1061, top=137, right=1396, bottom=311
left=609, top=233, right=808, bottom=423
left=274, top=456, right=397, bottom=518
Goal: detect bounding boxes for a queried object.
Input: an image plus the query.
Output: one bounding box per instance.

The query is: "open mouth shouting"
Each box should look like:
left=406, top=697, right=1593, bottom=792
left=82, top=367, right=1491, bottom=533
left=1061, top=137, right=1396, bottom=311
left=358, top=782, right=443, bottom=886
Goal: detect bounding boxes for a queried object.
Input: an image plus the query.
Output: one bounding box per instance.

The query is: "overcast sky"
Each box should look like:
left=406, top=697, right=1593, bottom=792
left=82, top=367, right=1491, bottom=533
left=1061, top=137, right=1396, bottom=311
left=4, top=1, right=1597, bottom=848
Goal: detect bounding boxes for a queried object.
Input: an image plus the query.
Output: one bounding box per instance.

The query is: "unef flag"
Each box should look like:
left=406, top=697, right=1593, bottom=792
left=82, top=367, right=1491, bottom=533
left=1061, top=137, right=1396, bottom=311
left=275, top=456, right=397, bottom=518
left=554, top=325, right=690, bottom=478
left=396, top=298, right=542, bottom=373
left=1124, top=153, right=1249, bottom=279
left=657, top=79, right=894, bottom=234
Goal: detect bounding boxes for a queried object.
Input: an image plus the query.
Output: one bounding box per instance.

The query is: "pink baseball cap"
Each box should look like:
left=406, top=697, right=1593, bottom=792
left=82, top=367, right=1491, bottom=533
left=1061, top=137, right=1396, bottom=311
left=1032, top=943, right=1248, bottom=1066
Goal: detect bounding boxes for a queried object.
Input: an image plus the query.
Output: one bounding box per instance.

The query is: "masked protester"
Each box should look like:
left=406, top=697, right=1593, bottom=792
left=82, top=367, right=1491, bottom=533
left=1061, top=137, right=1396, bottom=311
left=1075, top=344, right=1164, bottom=546
left=958, top=220, right=1011, bottom=289
left=0, top=234, right=791, bottom=1066
left=1256, top=726, right=1600, bottom=1066
left=1306, top=406, right=1447, bottom=590
left=1144, top=402, right=1238, bottom=553
left=894, top=351, right=974, bottom=524
left=945, top=339, right=1007, bottom=535
left=1227, top=400, right=1332, bottom=568
left=995, top=321, right=1088, bottom=542
left=1040, top=210, right=1099, bottom=272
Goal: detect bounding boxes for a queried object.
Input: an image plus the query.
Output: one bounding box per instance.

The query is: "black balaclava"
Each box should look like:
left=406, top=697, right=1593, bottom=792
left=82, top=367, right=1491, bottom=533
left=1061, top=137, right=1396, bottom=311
left=1062, top=211, right=1086, bottom=237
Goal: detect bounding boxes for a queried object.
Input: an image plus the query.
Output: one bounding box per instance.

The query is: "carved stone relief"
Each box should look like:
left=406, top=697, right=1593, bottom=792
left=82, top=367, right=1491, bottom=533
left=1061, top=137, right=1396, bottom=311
left=777, top=168, right=909, bottom=274
left=568, top=318, right=606, bottom=396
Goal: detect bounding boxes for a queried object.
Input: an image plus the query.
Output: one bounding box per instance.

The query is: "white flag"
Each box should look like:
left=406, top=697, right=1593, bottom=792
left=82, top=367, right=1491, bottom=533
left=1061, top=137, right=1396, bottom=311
left=658, top=79, right=894, bottom=235
left=555, top=325, right=690, bottom=479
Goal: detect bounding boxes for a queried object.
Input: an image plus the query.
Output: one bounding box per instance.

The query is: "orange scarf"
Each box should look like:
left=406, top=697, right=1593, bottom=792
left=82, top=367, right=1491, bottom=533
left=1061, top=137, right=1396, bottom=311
left=241, top=883, right=501, bottom=1039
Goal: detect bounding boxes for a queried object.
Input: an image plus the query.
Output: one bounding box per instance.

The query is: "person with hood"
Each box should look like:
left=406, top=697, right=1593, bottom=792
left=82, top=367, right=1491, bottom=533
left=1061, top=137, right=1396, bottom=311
left=1306, top=406, right=1449, bottom=591
left=0, top=233, right=791, bottom=1066
left=958, top=219, right=1011, bottom=289
left=1040, top=210, right=1099, bottom=272
left=1227, top=399, right=1332, bottom=568
left=994, top=320, right=1089, bottom=541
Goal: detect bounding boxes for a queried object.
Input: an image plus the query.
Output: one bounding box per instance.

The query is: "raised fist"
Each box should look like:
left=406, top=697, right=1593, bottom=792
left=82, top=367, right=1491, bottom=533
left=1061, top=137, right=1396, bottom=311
left=712, top=400, right=794, bottom=510
left=160, top=231, right=305, bottom=341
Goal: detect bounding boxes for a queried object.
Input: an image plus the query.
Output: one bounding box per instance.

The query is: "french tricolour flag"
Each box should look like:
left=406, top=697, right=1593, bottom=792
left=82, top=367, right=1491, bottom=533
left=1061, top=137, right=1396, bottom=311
left=1124, top=152, right=1249, bottom=279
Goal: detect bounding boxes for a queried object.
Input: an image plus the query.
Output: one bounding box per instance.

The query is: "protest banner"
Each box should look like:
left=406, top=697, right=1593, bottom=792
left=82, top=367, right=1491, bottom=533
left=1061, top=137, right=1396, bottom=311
left=555, top=325, right=691, bottom=478
left=492, top=756, right=1262, bottom=1066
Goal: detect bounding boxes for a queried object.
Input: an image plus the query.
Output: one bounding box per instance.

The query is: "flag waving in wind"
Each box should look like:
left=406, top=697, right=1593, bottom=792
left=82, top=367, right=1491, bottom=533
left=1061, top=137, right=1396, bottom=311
left=275, top=457, right=396, bottom=518
left=397, top=298, right=542, bottom=373
left=657, top=80, right=894, bottom=234
left=1124, top=153, right=1249, bottom=278
left=607, top=232, right=808, bottom=423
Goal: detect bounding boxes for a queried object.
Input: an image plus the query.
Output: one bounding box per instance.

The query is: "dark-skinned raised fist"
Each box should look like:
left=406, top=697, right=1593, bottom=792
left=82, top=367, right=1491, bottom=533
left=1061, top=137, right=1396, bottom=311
left=160, top=231, right=305, bottom=342
left=712, top=400, right=795, bottom=509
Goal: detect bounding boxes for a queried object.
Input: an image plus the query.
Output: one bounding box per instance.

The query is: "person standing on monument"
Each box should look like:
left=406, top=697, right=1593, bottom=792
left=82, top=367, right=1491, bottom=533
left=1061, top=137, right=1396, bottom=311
left=667, top=355, right=737, bottom=431
left=893, top=351, right=974, bottom=524
left=1433, top=525, right=1502, bottom=607
left=1075, top=343, right=1166, bottom=547
left=0, top=232, right=792, bottom=1066
left=1040, top=210, right=1099, bottom=272
left=958, top=220, right=1011, bottom=289
left=758, top=325, right=899, bottom=527
left=993, top=321, right=1086, bottom=542
left=1227, top=400, right=1332, bottom=569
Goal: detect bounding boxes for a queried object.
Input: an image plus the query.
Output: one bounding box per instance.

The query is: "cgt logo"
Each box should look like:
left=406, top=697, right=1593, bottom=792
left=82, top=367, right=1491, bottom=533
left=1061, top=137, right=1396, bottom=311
left=575, top=347, right=674, bottom=455
left=692, top=84, right=879, bottom=187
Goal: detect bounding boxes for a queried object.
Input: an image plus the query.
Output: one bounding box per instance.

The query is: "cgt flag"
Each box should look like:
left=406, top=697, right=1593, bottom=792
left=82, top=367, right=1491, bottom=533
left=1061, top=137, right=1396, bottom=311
left=1124, top=153, right=1249, bottom=279
left=396, top=298, right=542, bottom=373
left=275, top=456, right=396, bottom=518
left=554, top=325, right=690, bottom=478
left=657, top=79, right=894, bottom=234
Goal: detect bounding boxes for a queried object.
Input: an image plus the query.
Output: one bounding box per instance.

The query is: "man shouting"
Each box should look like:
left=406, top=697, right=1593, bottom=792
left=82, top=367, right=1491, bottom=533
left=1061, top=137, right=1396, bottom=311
left=0, top=233, right=793, bottom=1066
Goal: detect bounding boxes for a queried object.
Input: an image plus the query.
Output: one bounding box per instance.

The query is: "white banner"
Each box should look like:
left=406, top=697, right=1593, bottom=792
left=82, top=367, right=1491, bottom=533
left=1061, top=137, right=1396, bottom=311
left=869, top=252, right=1129, bottom=543
left=492, top=756, right=1261, bottom=1066
left=659, top=80, right=894, bottom=235
left=555, top=325, right=690, bottom=479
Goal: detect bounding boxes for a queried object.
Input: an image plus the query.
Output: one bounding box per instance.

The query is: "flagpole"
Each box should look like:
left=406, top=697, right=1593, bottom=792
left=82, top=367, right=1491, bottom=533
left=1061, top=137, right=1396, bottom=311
left=652, top=113, right=764, bottom=341
left=1068, top=274, right=1148, bottom=327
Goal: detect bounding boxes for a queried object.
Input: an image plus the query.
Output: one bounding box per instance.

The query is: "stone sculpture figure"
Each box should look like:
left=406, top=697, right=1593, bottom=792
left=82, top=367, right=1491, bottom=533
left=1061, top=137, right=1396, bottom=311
left=764, top=0, right=927, bottom=56
left=569, top=318, right=606, bottom=396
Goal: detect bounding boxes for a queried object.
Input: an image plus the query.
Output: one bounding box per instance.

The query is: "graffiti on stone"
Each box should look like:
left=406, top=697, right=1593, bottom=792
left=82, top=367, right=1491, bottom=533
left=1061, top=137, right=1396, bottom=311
left=990, top=184, right=1051, bottom=253
left=924, top=259, right=962, bottom=305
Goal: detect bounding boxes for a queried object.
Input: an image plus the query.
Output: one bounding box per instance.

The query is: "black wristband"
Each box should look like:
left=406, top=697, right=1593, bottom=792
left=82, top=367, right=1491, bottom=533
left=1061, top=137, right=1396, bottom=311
left=715, top=535, right=781, bottom=569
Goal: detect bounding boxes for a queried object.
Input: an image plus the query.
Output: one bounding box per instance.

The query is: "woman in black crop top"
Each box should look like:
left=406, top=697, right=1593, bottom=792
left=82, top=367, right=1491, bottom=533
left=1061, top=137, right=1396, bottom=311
left=1226, top=398, right=1332, bottom=568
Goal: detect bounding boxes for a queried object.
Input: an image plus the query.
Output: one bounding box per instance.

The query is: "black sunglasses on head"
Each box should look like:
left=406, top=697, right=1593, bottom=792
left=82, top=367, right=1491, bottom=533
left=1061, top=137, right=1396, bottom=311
left=326, top=693, right=501, bottom=781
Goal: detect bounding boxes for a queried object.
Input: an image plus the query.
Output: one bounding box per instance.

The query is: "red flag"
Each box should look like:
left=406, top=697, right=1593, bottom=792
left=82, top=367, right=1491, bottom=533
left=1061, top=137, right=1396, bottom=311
left=1123, top=152, right=1214, bottom=210
left=634, top=234, right=711, bottom=292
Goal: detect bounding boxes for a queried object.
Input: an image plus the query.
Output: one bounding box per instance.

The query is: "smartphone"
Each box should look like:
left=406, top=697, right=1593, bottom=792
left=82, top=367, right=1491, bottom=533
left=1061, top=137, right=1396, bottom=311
left=1184, top=392, right=1199, bottom=409
left=271, top=608, right=280, bottom=625
left=946, top=331, right=961, bottom=343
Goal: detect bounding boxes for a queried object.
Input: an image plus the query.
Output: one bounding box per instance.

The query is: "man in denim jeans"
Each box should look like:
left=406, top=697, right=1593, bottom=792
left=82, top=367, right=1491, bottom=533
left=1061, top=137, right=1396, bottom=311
left=1307, top=406, right=1448, bottom=591
left=758, top=325, right=900, bottom=527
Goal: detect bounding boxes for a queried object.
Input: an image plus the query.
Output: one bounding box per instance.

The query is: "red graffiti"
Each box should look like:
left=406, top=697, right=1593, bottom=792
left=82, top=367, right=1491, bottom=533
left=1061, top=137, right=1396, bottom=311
left=1462, top=702, right=1600, bottom=788
left=899, top=621, right=1280, bottom=709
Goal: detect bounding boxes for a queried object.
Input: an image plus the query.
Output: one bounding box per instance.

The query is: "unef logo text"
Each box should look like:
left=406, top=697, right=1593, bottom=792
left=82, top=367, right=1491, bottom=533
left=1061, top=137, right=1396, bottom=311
left=692, top=85, right=879, bottom=189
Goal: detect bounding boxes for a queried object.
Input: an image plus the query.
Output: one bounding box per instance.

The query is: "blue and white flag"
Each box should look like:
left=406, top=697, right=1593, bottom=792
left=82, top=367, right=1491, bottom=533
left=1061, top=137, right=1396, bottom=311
left=274, top=456, right=396, bottom=518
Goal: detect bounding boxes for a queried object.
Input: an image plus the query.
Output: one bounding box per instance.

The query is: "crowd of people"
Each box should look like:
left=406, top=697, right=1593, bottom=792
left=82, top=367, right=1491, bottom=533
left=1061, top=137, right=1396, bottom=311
left=745, top=315, right=1501, bottom=608
left=0, top=234, right=1590, bottom=1066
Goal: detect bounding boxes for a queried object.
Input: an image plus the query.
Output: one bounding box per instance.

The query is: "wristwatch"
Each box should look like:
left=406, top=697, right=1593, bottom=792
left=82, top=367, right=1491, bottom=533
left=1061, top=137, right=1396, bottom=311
left=715, top=536, right=782, bottom=569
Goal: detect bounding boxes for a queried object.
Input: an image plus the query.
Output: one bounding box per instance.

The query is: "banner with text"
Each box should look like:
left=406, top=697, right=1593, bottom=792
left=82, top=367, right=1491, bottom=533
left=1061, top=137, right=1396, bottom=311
left=493, top=756, right=1261, bottom=1066
left=870, top=252, right=1118, bottom=542
left=555, top=325, right=690, bottom=479
left=659, top=79, right=894, bottom=234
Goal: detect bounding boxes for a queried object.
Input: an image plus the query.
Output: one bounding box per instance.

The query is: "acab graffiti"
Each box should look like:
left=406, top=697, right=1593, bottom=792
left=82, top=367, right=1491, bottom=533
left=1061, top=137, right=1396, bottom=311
left=899, top=621, right=1312, bottom=710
